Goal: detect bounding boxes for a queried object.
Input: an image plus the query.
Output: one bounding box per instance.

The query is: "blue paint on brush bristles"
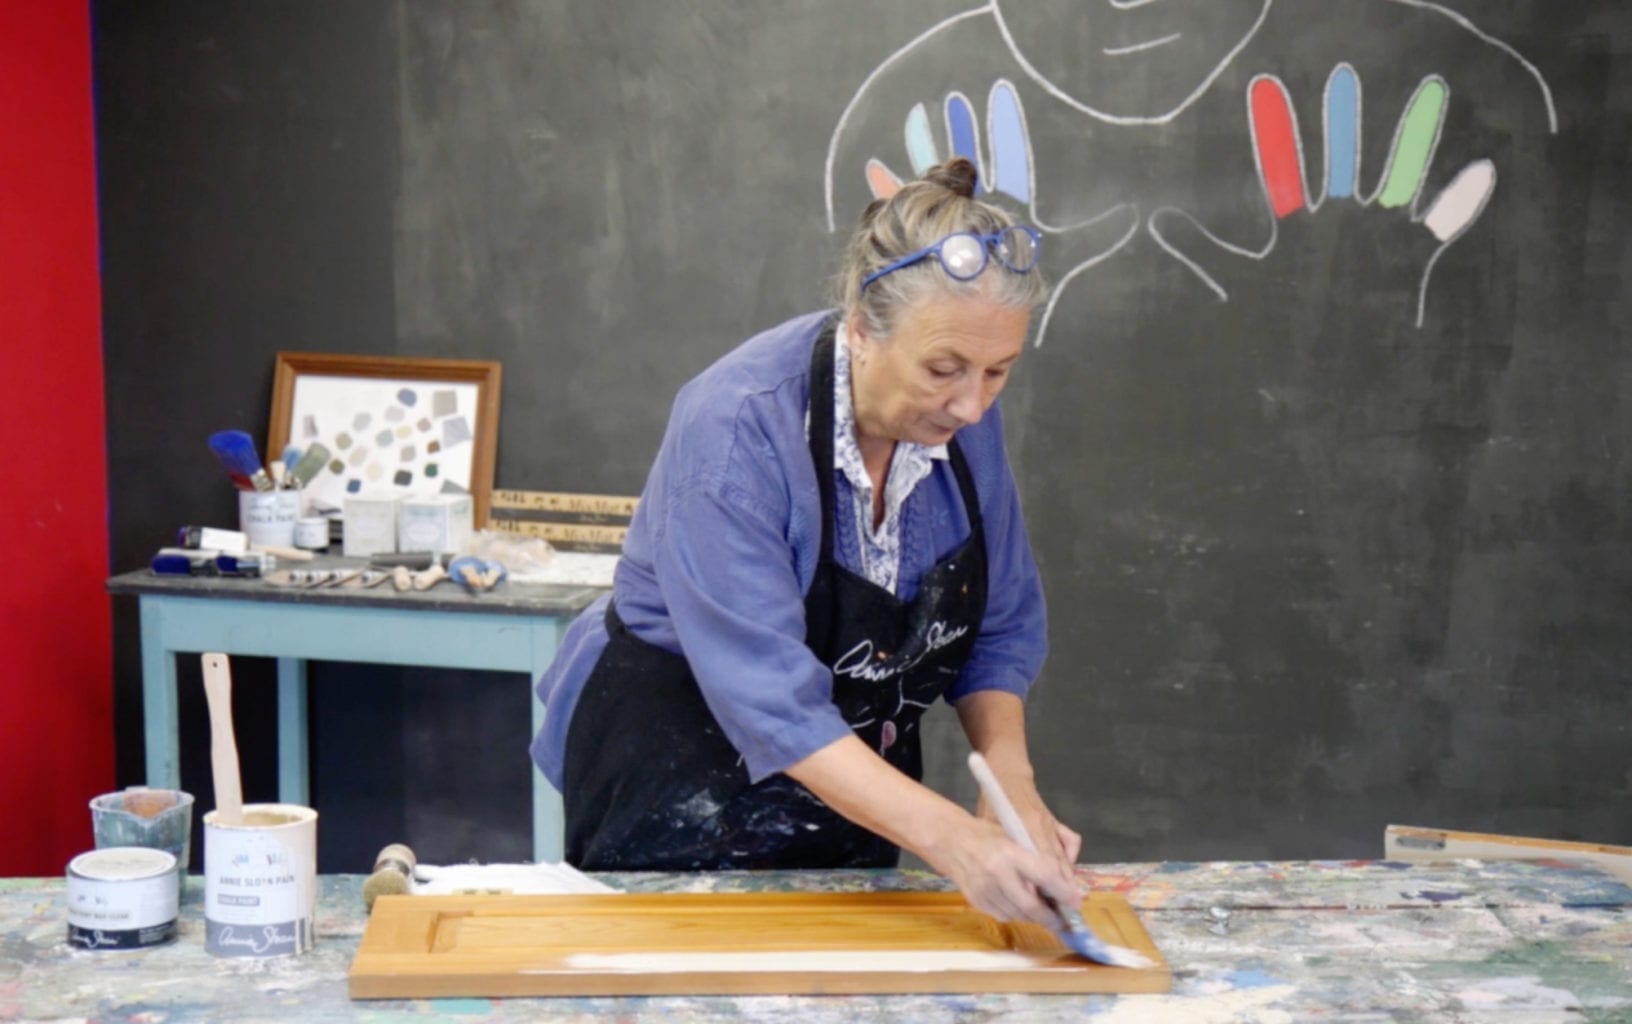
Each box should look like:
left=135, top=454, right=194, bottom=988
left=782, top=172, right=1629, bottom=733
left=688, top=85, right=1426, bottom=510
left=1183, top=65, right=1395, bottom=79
left=208, top=430, right=273, bottom=492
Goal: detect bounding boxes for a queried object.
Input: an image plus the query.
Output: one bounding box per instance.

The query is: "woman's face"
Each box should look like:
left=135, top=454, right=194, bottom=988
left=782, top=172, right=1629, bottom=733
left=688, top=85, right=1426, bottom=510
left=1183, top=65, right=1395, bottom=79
left=848, top=294, right=1030, bottom=449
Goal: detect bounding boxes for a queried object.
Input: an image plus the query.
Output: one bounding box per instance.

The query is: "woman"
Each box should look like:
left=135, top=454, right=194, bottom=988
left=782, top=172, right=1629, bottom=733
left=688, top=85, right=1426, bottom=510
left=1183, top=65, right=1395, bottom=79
left=531, top=159, right=1081, bottom=927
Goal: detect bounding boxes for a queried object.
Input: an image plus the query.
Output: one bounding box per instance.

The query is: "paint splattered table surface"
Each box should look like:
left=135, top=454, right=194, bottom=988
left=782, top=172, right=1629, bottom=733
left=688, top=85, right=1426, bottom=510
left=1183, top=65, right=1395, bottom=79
left=107, top=562, right=605, bottom=616
left=4, top=860, right=1629, bottom=1022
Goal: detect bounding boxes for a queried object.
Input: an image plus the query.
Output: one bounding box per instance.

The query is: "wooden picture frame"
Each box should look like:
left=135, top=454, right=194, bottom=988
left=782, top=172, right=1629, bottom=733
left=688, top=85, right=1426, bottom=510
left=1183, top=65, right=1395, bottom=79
left=268, top=353, right=502, bottom=526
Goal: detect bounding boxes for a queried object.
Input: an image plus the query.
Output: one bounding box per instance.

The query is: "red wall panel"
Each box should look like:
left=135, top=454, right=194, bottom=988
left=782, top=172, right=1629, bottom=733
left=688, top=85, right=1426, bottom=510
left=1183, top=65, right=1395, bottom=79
left=0, top=1, right=112, bottom=876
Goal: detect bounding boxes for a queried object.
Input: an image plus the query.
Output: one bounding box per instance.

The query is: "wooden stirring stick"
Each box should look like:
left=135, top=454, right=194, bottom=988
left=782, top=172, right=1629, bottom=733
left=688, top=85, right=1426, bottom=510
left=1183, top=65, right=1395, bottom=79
left=201, top=653, right=243, bottom=827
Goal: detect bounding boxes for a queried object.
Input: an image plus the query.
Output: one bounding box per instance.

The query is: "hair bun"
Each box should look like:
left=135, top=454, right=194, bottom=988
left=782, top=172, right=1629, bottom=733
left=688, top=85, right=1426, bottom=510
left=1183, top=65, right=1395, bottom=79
left=923, top=157, right=978, bottom=199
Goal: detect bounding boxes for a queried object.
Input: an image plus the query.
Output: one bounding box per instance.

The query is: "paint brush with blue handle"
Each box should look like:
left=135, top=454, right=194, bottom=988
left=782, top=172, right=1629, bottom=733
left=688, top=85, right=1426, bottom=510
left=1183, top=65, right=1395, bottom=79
left=967, top=752, right=1154, bottom=969
left=208, top=430, right=274, bottom=492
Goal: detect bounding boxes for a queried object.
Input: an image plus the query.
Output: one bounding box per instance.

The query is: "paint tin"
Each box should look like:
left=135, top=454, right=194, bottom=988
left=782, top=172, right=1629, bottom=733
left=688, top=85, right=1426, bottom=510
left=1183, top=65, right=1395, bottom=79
left=239, top=489, right=301, bottom=549
left=293, top=516, right=329, bottom=550
left=66, top=846, right=179, bottom=950
left=89, top=787, right=194, bottom=894
left=204, top=803, right=318, bottom=957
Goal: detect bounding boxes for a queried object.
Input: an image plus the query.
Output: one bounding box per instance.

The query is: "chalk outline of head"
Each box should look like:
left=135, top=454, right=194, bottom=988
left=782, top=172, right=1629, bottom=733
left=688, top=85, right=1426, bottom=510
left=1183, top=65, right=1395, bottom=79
left=989, top=0, right=1273, bottom=126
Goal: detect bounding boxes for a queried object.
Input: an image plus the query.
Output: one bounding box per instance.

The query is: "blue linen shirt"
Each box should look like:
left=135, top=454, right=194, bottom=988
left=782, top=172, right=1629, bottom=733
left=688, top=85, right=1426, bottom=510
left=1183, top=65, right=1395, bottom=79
left=530, top=311, right=1048, bottom=790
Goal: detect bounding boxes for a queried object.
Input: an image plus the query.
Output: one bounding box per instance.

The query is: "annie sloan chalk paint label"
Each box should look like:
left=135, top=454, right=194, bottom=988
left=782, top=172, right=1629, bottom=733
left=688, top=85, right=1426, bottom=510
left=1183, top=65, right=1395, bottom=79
left=66, top=847, right=179, bottom=950
left=205, top=917, right=314, bottom=957
left=204, top=805, right=318, bottom=958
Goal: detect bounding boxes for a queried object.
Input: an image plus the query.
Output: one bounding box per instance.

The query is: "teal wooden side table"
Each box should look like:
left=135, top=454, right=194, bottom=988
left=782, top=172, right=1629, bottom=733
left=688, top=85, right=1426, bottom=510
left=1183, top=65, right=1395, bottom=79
left=108, top=565, right=603, bottom=862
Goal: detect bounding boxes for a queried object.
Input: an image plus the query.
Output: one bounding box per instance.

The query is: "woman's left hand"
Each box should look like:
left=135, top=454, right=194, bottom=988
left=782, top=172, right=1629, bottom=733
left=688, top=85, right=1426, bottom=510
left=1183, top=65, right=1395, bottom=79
left=955, top=690, right=1084, bottom=869
left=976, top=765, right=1082, bottom=867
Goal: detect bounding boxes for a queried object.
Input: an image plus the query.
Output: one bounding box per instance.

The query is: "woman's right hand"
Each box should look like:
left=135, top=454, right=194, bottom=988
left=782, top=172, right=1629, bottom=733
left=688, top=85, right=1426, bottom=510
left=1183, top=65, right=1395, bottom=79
left=925, top=814, right=1082, bottom=927
left=781, top=734, right=1080, bottom=925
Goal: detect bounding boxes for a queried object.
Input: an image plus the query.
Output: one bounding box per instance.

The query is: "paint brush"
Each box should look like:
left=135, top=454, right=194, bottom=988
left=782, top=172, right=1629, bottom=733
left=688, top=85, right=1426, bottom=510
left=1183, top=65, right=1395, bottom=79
left=208, top=430, right=274, bottom=492
left=967, top=752, right=1153, bottom=969
left=201, top=653, right=244, bottom=827
left=363, top=843, right=418, bottom=911
left=287, top=442, right=331, bottom=489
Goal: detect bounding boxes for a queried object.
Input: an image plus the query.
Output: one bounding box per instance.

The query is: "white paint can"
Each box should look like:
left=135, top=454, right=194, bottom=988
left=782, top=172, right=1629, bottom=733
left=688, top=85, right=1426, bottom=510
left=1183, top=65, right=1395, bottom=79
left=66, top=846, right=179, bottom=950
left=204, top=803, right=318, bottom=957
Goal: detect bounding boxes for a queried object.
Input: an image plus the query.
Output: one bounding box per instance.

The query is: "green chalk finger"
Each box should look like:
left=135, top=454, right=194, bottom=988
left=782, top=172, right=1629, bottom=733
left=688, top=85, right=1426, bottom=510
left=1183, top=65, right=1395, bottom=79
left=1376, top=77, right=1448, bottom=209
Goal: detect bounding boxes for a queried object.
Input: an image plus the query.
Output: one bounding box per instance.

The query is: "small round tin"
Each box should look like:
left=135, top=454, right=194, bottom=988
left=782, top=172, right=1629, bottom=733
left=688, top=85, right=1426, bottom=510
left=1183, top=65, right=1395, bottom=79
left=293, top=516, right=329, bottom=550
left=66, top=846, right=179, bottom=950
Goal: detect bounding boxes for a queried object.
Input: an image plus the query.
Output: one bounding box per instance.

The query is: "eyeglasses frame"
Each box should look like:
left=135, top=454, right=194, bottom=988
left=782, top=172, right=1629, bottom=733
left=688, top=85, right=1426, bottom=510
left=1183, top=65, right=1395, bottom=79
left=859, top=225, right=1044, bottom=294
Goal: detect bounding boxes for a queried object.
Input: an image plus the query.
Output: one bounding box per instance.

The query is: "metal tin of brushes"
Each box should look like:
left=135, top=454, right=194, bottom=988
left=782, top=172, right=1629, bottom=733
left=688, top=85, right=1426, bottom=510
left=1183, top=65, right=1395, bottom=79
left=66, top=847, right=180, bottom=950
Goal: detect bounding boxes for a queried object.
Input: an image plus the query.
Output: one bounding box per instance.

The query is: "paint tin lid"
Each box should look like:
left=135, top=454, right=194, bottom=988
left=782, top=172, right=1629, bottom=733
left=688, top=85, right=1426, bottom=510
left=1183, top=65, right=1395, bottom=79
left=68, top=846, right=177, bottom=883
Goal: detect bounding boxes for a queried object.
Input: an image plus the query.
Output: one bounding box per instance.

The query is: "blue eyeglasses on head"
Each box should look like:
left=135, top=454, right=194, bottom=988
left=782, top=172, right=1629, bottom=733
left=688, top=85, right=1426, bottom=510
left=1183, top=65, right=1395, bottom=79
left=860, top=225, right=1043, bottom=293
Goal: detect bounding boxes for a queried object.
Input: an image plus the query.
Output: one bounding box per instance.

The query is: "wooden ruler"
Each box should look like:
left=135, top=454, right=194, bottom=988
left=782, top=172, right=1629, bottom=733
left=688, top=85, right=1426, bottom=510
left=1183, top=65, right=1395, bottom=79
left=1385, top=824, right=1632, bottom=884
left=489, top=517, right=628, bottom=548
left=491, top=491, right=638, bottom=517
left=488, top=490, right=637, bottom=552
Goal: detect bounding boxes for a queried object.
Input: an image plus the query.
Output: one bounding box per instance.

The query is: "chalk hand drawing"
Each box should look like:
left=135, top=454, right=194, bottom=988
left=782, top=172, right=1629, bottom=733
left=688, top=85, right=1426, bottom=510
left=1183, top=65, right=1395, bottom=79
left=862, top=78, right=1138, bottom=347
left=1149, top=64, right=1497, bottom=327
left=827, top=3, right=1555, bottom=338
left=862, top=80, right=1033, bottom=205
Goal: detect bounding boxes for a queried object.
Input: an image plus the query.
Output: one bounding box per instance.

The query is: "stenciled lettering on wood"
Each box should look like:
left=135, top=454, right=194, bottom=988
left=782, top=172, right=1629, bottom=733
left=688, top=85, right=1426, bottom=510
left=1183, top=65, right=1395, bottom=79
left=492, top=491, right=639, bottom=517
left=490, top=518, right=629, bottom=548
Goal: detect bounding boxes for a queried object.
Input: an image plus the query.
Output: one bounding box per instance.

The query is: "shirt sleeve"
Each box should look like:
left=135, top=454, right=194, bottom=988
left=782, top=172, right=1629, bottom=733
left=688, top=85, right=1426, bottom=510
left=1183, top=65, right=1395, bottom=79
left=652, top=472, right=853, bottom=783
left=946, top=424, right=1048, bottom=702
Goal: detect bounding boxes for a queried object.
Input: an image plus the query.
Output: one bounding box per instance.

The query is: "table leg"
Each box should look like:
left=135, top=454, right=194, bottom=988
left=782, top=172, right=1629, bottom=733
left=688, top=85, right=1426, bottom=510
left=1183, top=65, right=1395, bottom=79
left=532, top=766, right=564, bottom=864
left=139, top=598, right=181, bottom=790
left=277, top=657, right=310, bottom=807
left=531, top=622, right=565, bottom=864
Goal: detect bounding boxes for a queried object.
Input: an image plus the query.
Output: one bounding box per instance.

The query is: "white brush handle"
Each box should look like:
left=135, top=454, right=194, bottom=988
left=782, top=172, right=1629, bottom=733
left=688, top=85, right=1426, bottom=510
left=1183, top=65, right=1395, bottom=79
left=968, top=755, right=1085, bottom=921
left=968, top=752, right=1040, bottom=853
left=201, top=653, right=243, bottom=826
left=251, top=544, right=314, bottom=562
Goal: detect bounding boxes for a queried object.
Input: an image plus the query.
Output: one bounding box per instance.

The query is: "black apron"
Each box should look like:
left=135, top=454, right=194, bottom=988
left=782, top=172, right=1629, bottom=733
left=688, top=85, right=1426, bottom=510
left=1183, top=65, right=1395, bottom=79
left=563, top=322, right=989, bottom=870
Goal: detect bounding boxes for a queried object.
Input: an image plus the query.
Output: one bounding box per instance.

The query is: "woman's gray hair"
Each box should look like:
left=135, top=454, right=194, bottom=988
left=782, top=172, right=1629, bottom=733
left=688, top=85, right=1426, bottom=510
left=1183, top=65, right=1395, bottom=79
left=833, top=158, right=1048, bottom=339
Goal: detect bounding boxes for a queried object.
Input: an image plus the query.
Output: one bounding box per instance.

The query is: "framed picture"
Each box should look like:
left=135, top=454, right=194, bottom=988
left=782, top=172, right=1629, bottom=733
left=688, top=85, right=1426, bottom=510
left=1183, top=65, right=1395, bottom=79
left=268, top=353, right=502, bottom=526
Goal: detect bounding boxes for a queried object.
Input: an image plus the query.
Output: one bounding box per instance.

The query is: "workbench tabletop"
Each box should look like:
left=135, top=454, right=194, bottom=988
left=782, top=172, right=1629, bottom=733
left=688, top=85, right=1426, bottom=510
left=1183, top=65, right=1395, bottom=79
left=4, top=860, right=1628, bottom=1022
left=107, top=560, right=605, bottom=616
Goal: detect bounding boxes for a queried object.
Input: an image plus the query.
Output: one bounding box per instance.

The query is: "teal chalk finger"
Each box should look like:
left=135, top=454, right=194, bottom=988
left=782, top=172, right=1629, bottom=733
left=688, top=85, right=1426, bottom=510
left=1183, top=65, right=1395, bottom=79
left=1377, top=77, right=1448, bottom=209
left=904, top=102, right=938, bottom=176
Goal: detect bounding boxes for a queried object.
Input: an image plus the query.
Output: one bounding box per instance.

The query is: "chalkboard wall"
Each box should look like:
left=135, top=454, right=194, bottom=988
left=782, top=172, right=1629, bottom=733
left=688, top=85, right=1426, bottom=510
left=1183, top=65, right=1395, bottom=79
left=96, top=1, right=1632, bottom=873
